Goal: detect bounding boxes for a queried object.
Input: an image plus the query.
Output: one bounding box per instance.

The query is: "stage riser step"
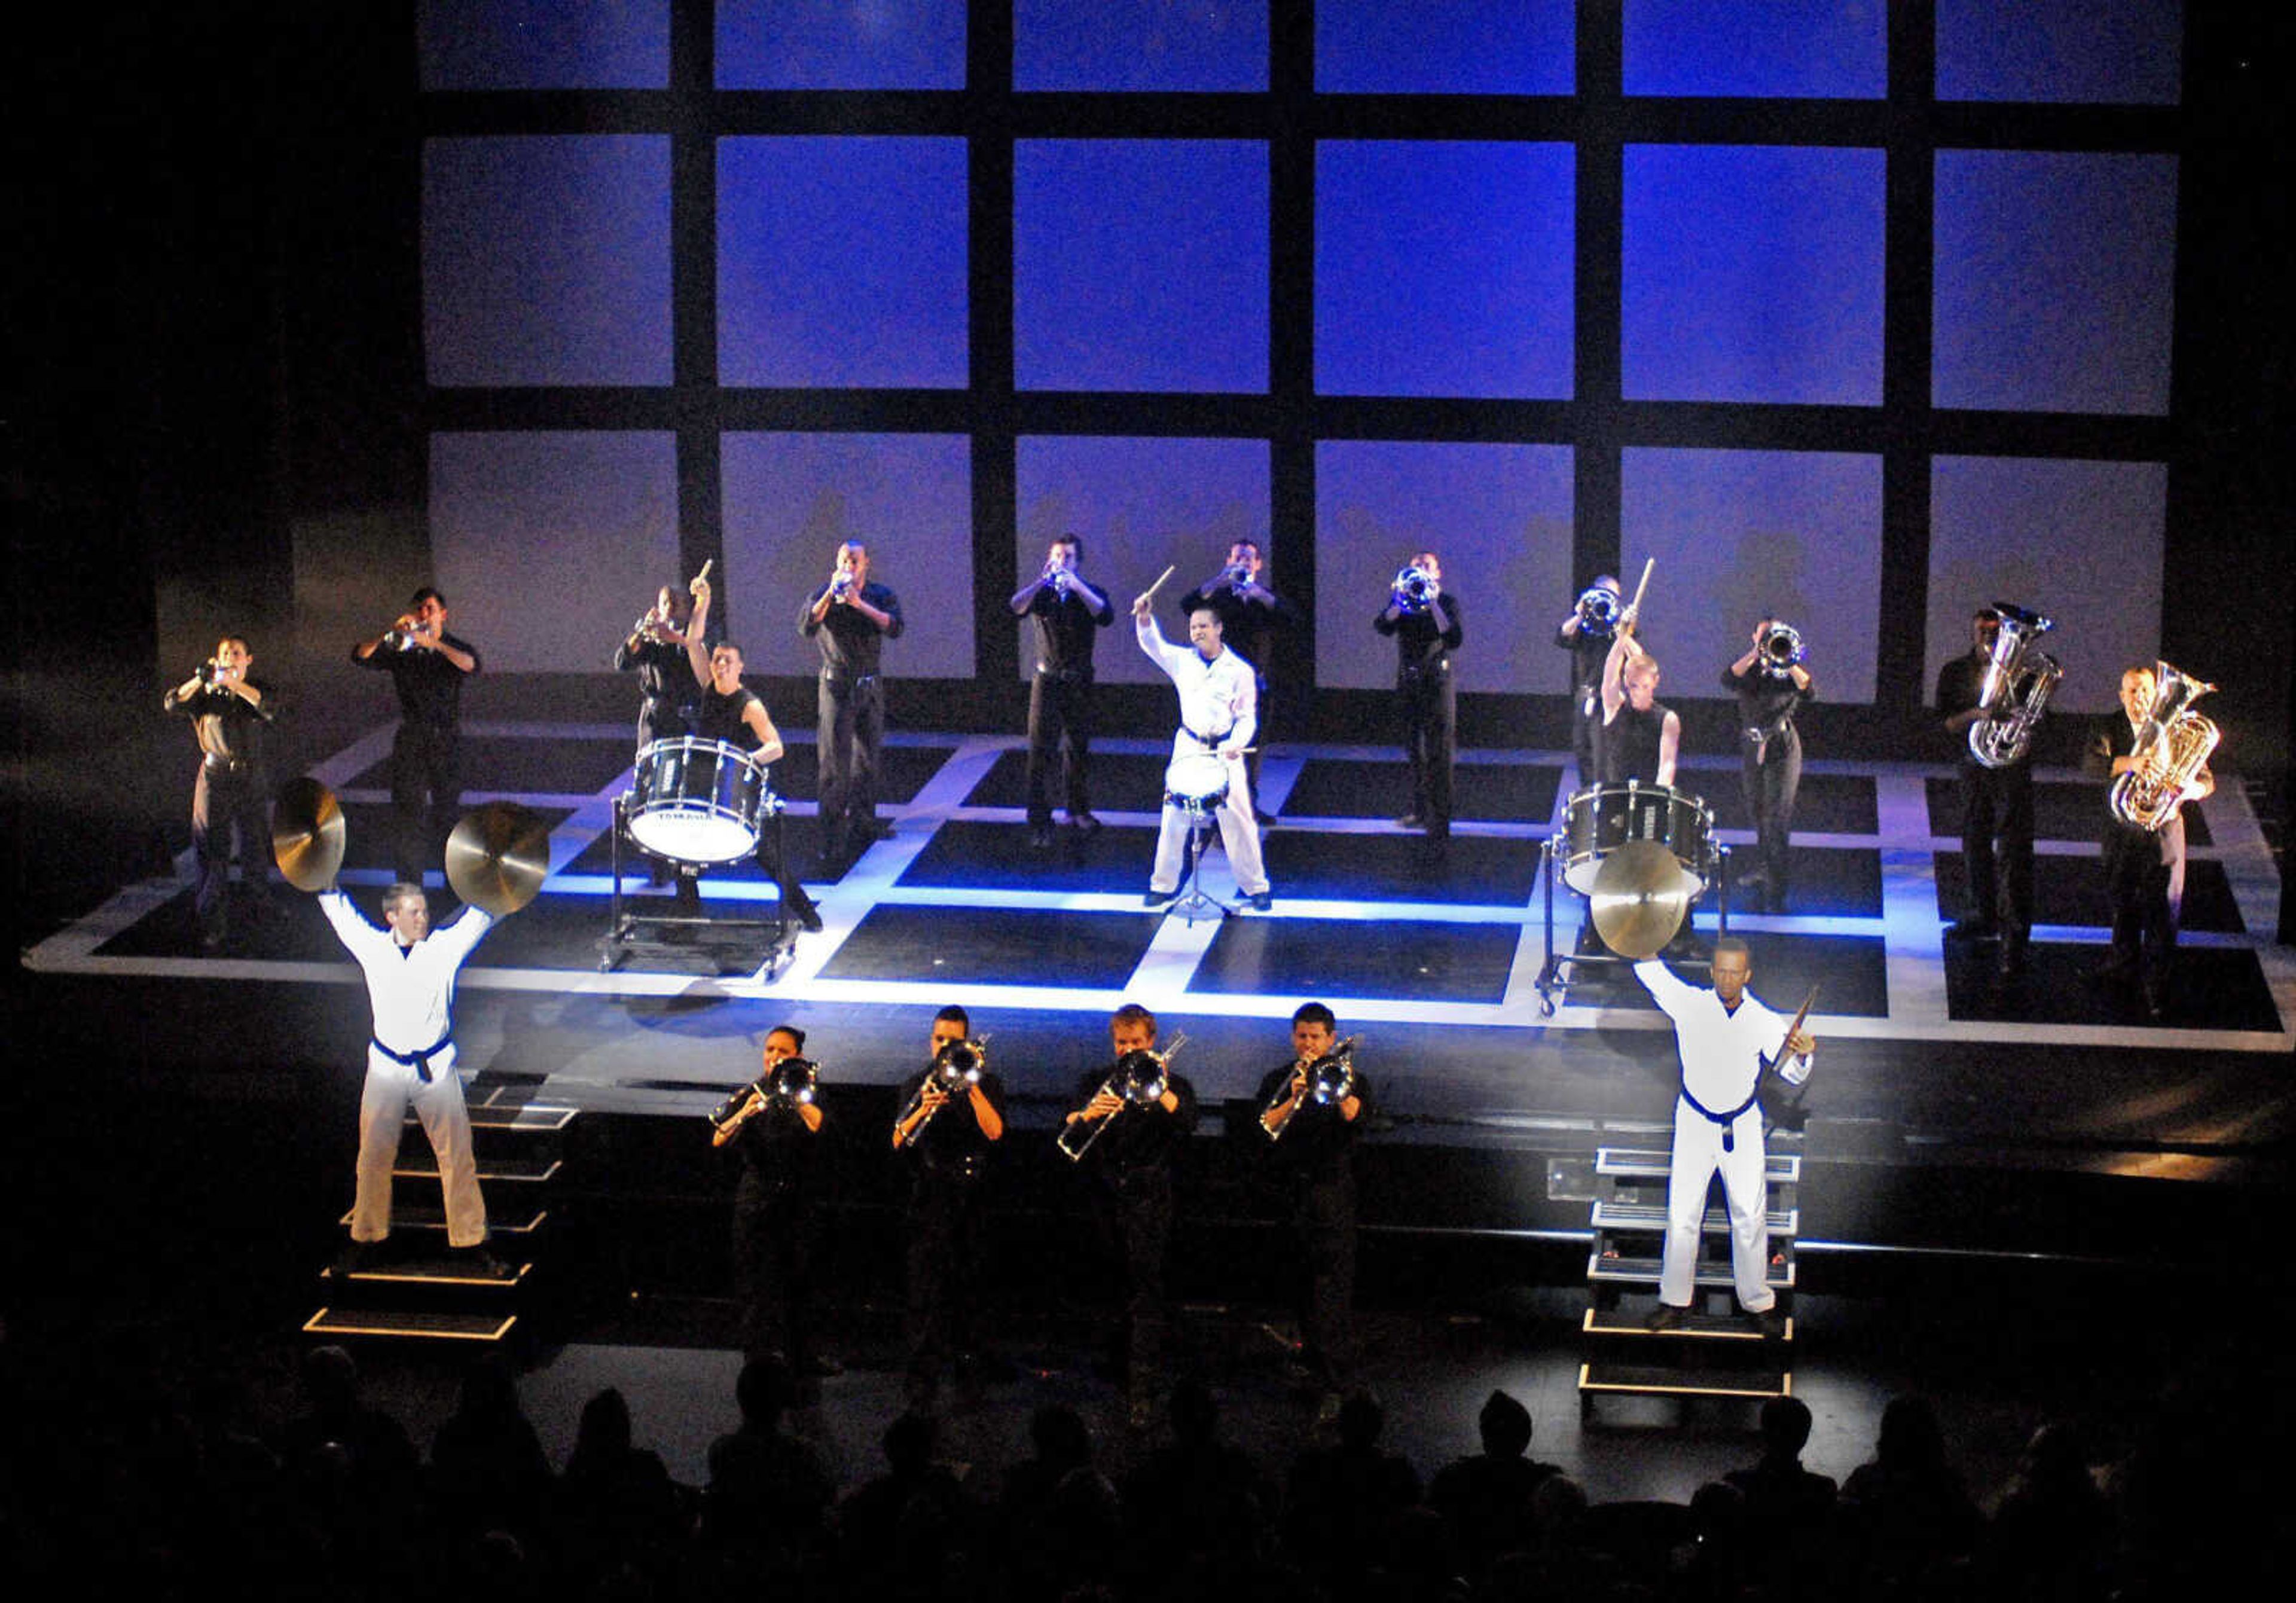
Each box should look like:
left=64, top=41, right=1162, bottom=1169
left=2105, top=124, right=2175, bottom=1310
left=1591, top=1202, right=1797, bottom=1235
left=391, top=1158, right=563, bottom=1184
left=304, top=1308, right=518, bottom=1344
left=1583, top=1309, right=1792, bottom=1344
left=336, top=1205, right=548, bottom=1235
left=1589, top=1253, right=1795, bottom=1290
left=410, top=1105, right=578, bottom=1135
left=1598, top=1150, right=1800, bottom=1184
left=1578, top=1361, right=1791, bottom=1402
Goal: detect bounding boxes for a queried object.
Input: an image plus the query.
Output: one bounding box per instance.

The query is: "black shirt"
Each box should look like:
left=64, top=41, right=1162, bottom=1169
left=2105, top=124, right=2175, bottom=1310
left=163, top=678, right=277, bottom=768
left=614, top=636, right=695, bottom=739
left=1025, top=579, right=1113, bottom=676
left=1601, top=701, right=1669, bottom=784
left=900, top=1067, right=1006, bottom=1174
left=1073, top=1065, right=1198, bottom=1173
left=801, top=583, right=904, bottom=678
left=1721, top=662, right=1814, bottom=747
left=728, top=1098, right=822, bottom=1198
left=353, top=634, right=480, bottom=731
left=1255, top=1061, right=1372, bottom=1180
left=1178, top=581, right=1299, bottom=682
left=1934, top=651, right=1996, bottom=768
left=695, top=683, right=768, bottom=752
left=1376, top=593, right=1463, bottom=680
left=1556, top=622, right=1613, bottom=700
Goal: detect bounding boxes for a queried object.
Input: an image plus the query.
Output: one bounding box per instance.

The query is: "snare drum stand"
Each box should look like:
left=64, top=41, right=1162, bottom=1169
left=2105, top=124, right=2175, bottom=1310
left=1166, top=809, right=1235, bottom=925
left=1532, top=838, right=1735, bottom=1016
left=600, top=795, right=799, bottom=977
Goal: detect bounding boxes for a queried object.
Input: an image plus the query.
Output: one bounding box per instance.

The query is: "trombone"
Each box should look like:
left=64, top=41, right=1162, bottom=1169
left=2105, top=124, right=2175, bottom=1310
left=1057, top=1034, right=1187, bottom=1162
left=708, top=1057, right=821, bottom=1147
left=893, top=1036, right=990, bottom=1146
left=1260, top=1036, right=1361, bottom=1141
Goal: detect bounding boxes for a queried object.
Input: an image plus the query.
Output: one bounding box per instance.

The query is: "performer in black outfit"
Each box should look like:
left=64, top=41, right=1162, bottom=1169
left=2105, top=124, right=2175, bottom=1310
left=163, top=636, right=277, bottom=949
left=2085, top=664, right=2214, bottom=1019
left=1555, top=573, right=1621, bottom=780
left=1256, top=1002, right=1371, bottom=1404
left=1375, top=551, right=1464, bottom=839
left=1599, top=610, right=1680, bottom=786
left=1180, top=538, right=1299, bottom=822
left=800, top=541, right=904, bottom=869
left=1937, top=609, right=2037, bottom=975
left=1009, top=533, right=1113, bottom=848
left=1064, top=1003, right=1199, bottom=1427
left=353, top=587, right=480, bottom=884
left=723, top=1025, right=832, bottom=1375
left=891, top=1005, right=1006, bottom=1406
left=616, top=584, right=700, bottom=888
left=677, top=577, right=823, bottom=932
left=1721, top=621, right=1816, bottom=913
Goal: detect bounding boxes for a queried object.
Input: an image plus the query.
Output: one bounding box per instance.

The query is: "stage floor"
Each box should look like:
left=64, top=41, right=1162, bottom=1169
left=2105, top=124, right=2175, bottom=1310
left=25, top=718, right=2291, bottom=1156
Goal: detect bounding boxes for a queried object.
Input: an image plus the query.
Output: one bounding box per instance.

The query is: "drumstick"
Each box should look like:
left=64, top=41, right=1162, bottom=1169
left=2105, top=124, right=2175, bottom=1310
left=1625, top=557, right=1653, bottom=621
left=696, top=558, right=714, bottom=584
left=1144, top=563, right=1176, bottom=600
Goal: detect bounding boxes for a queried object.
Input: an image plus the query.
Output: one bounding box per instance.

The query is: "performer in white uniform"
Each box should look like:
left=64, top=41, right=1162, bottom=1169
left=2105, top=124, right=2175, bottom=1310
left=318, top=881, right=501, bottom=1268
left=1132, top=597, right=1272, bottom=909
left=1635, top=938, right=1813, bottom=1327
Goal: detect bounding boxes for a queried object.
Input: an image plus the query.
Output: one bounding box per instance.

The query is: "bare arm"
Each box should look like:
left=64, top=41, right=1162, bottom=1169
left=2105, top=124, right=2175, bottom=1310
left=1657, top=710, right=1680, bottom=787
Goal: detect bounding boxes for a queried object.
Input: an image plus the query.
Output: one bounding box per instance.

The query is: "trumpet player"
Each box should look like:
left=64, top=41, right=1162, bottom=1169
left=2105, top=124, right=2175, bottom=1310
left=1375, top=551, right=1464, bottom=840
left=1009, top=533, right=1113, bottom=847
left=615, top=583, right=698, bottom=750
left=2086, top=664, right=2215, bottom=1019
left=1722, top=619, right=1816, bottom=913
left=1937, top=609, right=2037, bottom=975
left=163, top=635, right=278, bottom=949
left=1254, top=1003, right=1372, bottom=1401
left=723, top=1025, right=832, bottom=1375
left=1180, top=538, right=1300, bottom=823
left=352, top=587, right=480, bottom=883
left=1066, top=1003, right=1198, bottom=1427
left=800, top=540, right=904, bottom=869
left=893, top=1005, right=1006, bottom=1406
left=1556, top=573, right=1623, bottom=780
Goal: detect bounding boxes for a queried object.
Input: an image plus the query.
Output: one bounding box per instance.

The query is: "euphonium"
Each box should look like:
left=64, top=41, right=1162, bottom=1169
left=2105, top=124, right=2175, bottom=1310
left=1758, top=622, right=1806, bottom=676
left=1391, top=564, right=1438, bottom=613
left=708, top=1057, right=821, bottom=1147
left=895, top=1037, right=990, bottom=1143
left=1260, top=1036, right=1360, bottom=1141
left=1057, top=1034, right=1187, bottom=1162
left=2109, top=662, right=2219, bottom=832
left=1574, top=584, right=1622, bottom=637
left=1967, top=604, right=2061, bottom=770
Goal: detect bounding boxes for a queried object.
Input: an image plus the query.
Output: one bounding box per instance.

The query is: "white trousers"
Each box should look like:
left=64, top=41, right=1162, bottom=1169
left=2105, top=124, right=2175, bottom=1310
left=352, top=1052, right=488, bottom=1248
left=1657, top=1095, right=1773, bottom=1312
left=1150, top=759, right=1269, bottom=896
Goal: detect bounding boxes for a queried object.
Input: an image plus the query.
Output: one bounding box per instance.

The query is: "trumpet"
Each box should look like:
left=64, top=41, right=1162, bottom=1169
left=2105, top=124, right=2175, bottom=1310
left=1041, top=560, right=1074, bottom=600
left=894, top=1037, right=991, bottom=1145
left=828, top=570, right=856, bottom=602
left=708, top=1057, right=822, bottom=1147
left=1758, top=622, right=1806, bottom=676
left=1391, top=564, right=1439, bottom=613
left=2109, top=661, right=2219, bottom=832
left=1057, top=1035, right=1187, bottom=1162
left=1222, top=560, right=1254, bottom=591
left=1574, top=584, right=1622, bottom=637
left=1260, top=1036, right=1360, bottom=1141
left=1968, top=604, right=2060, bottom=769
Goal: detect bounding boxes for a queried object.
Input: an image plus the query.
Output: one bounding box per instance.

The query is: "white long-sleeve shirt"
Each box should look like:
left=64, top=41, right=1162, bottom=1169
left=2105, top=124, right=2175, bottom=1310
left=320, top=890, right=494, bottom=1060
left=1137, top=616, right=1257, bottom=754
left=1634, top=959, right=1811, bottom=1112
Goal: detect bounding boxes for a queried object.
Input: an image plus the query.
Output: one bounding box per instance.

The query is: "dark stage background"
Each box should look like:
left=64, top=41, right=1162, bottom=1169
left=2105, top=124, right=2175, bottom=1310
left=10, top=1, right=2293, bottom=946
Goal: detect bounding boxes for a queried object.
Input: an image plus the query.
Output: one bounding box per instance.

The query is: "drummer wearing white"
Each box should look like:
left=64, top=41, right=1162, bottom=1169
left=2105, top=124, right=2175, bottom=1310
left=1133, top=596, right=1273, bottom=912
left=1599, top=608, right=1680, bottom=786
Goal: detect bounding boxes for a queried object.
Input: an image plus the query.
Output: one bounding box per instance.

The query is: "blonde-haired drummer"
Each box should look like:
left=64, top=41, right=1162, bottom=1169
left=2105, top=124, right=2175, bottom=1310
left=1599, top=609, right=1681, bottom=787
left=1132, top=596, right=1272, bottom=911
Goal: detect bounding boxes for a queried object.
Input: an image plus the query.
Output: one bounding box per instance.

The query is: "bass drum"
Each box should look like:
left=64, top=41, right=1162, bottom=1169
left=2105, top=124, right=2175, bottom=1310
left=1162, top=751, right=1231, bottom=819
left=1560, top=781, right=1714, bottom=896
left=628, top=737, right=768, bottom=864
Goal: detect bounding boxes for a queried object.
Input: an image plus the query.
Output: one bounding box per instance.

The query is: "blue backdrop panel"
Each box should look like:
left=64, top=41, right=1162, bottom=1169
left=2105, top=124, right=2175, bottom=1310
left=1936, top=0, right=2182, bottom=105
left=1623, top=0, right=1886, bottom=99
left=418, top=0, right=668, bottom=90
left=1015, top=0, right=1266, bottom=91
left=716, top=0, right=966, bottom=89
left=1316, top=0, right=1574, bottom=94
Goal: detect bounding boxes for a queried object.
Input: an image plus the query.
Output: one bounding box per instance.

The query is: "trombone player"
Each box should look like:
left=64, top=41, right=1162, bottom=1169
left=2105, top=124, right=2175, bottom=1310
left=1375, top=551, right=1464, bottom=840
left=893, top=1005, right=1006, bottom=1406
left=2086, top=663, right=2216, bottom=1019
left=1254, top=1003, right=1372, bottom=1406
left=1064, top=1003, right=1198, bottom=1428
left=1722, top=619, right=1816, bottom=914
left=719, top=1025, right=833, bottom=1376
left=1937, top=608, right=2039, bottom=975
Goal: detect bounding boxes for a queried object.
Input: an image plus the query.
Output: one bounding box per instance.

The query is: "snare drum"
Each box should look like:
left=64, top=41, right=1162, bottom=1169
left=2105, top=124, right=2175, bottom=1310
left=628, top=737, right=769, bottom=864
left=1560, top=781, right=1713, bottom=896
left=1162, top=752, right=1231, bottom=820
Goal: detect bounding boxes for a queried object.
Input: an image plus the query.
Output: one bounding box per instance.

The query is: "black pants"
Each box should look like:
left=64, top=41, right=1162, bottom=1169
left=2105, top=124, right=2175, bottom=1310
left=904, top=1165, right=988, bottom=1383
left=816, top=673, right=884, bottom=862
left=389, top=723, right=460, bottom=884
left=1292, top=1167, right=1358, bottom=1385
left=1959, top=761, right=2035, bottom=935
left=1024, top=669, right=1096, bottom=826
left=190, top=758, right=269, bottom=938
left=1400, top=668, right=1456, bottom=835
left=674, top=812, right=816, bottom=928
left=2104, top=826, right=2177, bottom=984
left=1091, top=1165, right=1174, bottom=1399
left=1738, top=725, right=1803, bottom=898
left=1571, top=686, right=1599, bottom=781
left=732, top=1171, right=819, bottom=1368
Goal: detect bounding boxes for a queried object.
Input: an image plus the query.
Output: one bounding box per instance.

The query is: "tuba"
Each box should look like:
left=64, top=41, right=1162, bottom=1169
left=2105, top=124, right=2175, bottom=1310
left=1967, top=604, right=2061, bottom=770
left=1260, top=1036, right=1360, bottom=1141
left=709, top=1057, right=821, bottom=1147
left=1057, top=1035, right=1186, bottom=1162
left=1391, top=564, right=1438, bottom=613
left=1758, top=622, right=1806, bottom=676
left=894, top=1036, right=990, bottom=1144
left=1574, top=584, right=1622, bottom=637
left=2109, top=662, right=2219, bottom=832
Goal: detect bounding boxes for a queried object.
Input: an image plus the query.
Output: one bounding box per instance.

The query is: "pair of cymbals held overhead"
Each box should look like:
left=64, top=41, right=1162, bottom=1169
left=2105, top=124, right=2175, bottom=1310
left=271, top=778, right=549, bottom=915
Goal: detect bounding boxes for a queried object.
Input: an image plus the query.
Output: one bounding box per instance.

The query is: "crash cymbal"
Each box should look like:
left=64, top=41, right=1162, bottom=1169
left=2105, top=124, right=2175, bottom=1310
left=1589, top=840, right=1694, bottom=960
left=271, top=777, right=346, bottom=893
left=445, top=802, right=551, bottom=916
